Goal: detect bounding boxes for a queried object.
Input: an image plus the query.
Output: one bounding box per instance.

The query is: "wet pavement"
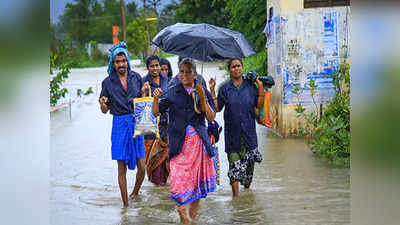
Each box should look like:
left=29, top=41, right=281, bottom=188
left=50, top=58, right=350, bottom=225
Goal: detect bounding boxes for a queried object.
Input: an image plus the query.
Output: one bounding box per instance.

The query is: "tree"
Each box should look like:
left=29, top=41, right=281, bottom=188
left=146, top=0, right=161, bottom=16
left=120, top=0, right=127, bottom=42
left=174, top=0, right=229, bottom=27
left=60, top=0, right=124, bottom=44
left=50, top=24, right=58, bottom=53
left=88, top=1, right=113, bottom=43
left=127, top=1, right=139, bottom=19
left=126, top=12, right=158, bottom=60
left=60, top=0, right=94, bottom=44
left=158, top=1, right=176, bottom=30
left=224, top=0, right=266, bottom=51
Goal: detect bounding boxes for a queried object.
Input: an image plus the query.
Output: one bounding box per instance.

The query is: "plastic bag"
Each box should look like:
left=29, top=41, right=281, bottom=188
left=133, top=89, right=160, bottom=138
left=255, top=91, right=273, bottom=128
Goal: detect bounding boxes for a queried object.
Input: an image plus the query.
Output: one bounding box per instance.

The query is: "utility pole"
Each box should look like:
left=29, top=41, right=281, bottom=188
left=144, top=0, right=150, bottom=56
left=120, top=0, right=127, bottom=42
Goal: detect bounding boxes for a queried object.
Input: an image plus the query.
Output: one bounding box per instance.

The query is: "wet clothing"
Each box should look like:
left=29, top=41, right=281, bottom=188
left=170, top=125, right=216, bottom=205
left=217, top=77, right=259, bottom=153
left=107, top=42, right=131, bottom=76
left=144, top=137, right=169, bottom=186
left=110, top=114, right=145, bottom=170
left=159, top=80, right=216, bottom=159
left=142, top=73, right=169, bottom=139
left=100, top=71, right=143, bottom=115
left=227, top=135, right=262, bottom=187
left=142, top=73, right=170, bottom=185
left=100, top=69, right=145, bottom=170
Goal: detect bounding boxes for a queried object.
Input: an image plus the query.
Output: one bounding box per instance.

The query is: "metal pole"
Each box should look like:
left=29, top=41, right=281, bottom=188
left=120, top=0, right=127, bottom=42
left=201, top=63, right=204, bottom=76
left=144, top=0, right=150, bottom=56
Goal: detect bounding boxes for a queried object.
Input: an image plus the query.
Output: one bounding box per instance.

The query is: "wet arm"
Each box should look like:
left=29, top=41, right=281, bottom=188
left=152, top=97, right=159, bottom=116
left=204, top=102, right=215, bottom=122
left=256, top=81, right=265, bottom=109
left=210, top=87, right=219, bottom=111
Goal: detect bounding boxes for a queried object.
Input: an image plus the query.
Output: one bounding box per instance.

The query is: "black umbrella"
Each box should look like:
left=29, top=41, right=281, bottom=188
left=152, top=23, right=256, bottom=62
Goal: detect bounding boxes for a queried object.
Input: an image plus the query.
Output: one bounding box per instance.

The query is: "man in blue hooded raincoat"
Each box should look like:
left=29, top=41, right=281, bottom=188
left=99, top=42, right=148, bottom=207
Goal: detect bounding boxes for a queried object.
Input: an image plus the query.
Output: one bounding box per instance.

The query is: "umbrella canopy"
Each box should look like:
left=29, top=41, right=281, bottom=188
left=152, top=23, right=256, bottom=62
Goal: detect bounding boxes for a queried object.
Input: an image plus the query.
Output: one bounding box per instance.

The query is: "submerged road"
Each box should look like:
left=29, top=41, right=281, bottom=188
left=50, top=57, right=350, bottom=225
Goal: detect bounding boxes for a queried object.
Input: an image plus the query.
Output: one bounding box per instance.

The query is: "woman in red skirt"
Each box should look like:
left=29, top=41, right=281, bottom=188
left=152, top=58, right=217, bottom=223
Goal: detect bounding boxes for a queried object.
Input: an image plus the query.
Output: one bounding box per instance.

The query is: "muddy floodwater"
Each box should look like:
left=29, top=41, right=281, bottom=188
left=51, top=58, right=349, bottom=225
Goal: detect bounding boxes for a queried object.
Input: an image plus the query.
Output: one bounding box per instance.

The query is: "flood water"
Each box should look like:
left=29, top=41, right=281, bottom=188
left=50, top=58, right=350, bottom=225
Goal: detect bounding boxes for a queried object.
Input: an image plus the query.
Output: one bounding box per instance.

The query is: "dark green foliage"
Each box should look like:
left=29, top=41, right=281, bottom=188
left=174, top=0, right=229, bottom=27
left=242, top=51, right=267, bottom=76
left=126, top=12, right=158, bottom=61
left=174, top=0, right=266, bottom=52
left=292, top=64, right=350, bottom=167
left=84, top=87, right=94, bottom=95
left=60, top=0, right=134, bottom=44
left=224, top=0, right=267, bottom=51
left=77, top=87, right=94, bottom=97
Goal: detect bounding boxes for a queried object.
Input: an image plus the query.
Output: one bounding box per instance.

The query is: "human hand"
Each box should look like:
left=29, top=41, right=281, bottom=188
left=255, top=77, right=263, bottom=88
left=153, top=88, right=163, bottom=99
left=209, top=76, right=216, bottom=90
left=195, top=83, right=207, bottom=112
left=142, top=81, right=150, bottom=96
left=99, top=96, right=108, bottom=106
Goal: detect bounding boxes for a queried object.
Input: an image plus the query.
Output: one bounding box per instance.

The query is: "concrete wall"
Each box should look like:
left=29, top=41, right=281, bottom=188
left=266, top=0, right=350, bottom=137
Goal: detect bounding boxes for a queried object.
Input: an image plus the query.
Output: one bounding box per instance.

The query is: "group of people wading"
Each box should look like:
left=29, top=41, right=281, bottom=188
left=99, top=42, right=264, bottom=224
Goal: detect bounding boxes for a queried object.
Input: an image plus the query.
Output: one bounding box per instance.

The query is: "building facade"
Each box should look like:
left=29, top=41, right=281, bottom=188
left=266, top=0, right=350, bottom=136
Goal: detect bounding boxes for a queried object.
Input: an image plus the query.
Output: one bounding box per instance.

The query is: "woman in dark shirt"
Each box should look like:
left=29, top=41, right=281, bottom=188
left=141, top=55, right=170, bottom=186
left=209, top=58, right=264, bottom=197
left=152, top=58, right=217, bottom=224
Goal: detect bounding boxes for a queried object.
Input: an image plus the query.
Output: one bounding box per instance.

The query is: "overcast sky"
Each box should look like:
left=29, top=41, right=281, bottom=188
left=50, top=0, right=174, bottom=24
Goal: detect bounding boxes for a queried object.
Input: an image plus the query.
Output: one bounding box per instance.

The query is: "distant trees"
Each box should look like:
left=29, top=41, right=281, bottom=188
left=174, top=0, right=229, bottom=27
left=158, top=1, right=176, bottom=30
left=126, top=12, right=158, bottom=60
left=55, top=0, right=267, bottom=57
left=173, top=0, right=267, bottom=52
left=224, top=0, right=266, bottom=51
left=59, top=0, right=138, bottom=44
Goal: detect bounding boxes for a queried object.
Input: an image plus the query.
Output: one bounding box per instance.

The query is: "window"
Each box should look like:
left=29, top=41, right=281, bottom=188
left=304, top=0, right=350, bottom=8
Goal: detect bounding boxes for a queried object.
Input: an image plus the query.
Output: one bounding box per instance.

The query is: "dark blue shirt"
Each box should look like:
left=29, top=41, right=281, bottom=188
left=159, top=80, right=216, bottom=159
left=217, top=78, right=259, bottom=153
left=100, top=71, right=143, bottom=115
left=142, top=73, right=169, bottom=139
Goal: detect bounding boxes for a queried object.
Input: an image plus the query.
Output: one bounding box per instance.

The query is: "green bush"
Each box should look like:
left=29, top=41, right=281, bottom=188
left=292, top=64, right=350, bottom=167
left=50, top=52, right=70, bottom=106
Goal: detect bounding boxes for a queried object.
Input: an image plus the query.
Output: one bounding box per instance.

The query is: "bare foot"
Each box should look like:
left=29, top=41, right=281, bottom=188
left=189, top=199, right=200, bottom=220
left=178, top=206, right=190, bottom=224
left=129, top=192, right=137, bottom=199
